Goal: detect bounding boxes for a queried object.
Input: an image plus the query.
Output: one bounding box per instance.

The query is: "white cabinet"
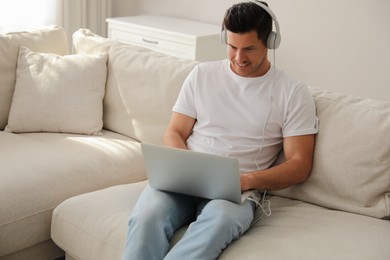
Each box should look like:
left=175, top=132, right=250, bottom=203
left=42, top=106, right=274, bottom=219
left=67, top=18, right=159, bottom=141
left=106, top=15, right=226, bottom=62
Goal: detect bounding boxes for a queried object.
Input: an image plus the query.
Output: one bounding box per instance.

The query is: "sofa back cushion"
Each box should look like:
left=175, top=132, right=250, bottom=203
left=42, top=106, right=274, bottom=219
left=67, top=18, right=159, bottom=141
left=0, top=26, right=68, bottom=130
left=272, top=88, right=390, bottom=219
left=73, top=29, right=198, bottom=144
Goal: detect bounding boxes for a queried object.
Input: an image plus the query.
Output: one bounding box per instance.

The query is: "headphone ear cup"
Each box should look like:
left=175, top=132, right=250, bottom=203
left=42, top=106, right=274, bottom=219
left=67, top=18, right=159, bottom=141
left=220, top=29, right=227, bottom=44
left=267, top=31, right=281, bottom=49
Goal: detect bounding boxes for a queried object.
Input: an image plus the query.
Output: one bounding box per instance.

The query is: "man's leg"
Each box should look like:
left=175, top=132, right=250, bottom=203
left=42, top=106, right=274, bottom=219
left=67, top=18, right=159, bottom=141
left=122, top=185, right=197, bottom=260
left=165, top=199, right=255, bottom=260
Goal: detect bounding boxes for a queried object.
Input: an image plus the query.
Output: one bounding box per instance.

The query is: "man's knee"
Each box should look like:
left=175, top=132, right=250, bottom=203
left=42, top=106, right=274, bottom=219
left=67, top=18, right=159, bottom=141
left=200, top=199, right=254, bottom=232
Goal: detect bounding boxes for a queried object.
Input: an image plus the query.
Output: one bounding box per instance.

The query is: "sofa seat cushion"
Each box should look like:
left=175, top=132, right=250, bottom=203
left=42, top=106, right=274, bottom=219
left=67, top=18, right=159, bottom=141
left=51, top=182, right=390, bottom=260
left=0, top=130, right=146, bottom=257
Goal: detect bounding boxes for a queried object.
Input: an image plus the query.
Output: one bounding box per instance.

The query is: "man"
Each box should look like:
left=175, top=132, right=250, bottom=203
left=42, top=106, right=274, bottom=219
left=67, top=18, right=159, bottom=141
left=123, top=1, right=318, bottom=259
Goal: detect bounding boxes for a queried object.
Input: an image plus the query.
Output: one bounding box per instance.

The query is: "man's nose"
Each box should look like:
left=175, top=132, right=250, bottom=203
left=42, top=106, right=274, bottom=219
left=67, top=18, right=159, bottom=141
left=235, top=50, right=246, bottom=64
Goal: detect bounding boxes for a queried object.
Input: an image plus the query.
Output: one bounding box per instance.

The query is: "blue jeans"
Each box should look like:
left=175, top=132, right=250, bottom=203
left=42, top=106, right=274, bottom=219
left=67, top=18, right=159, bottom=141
left=122, top=185, right=255, bottom=260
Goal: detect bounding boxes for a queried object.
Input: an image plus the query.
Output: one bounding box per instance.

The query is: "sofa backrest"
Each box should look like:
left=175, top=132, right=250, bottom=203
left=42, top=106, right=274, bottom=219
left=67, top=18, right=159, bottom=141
left=73, top=29, right=198, bottom=144
left=0, top=26, right=69, bottom=130
left=74, top=29, right=390, bottom=219
left=272, top=88, right=390, bottom=219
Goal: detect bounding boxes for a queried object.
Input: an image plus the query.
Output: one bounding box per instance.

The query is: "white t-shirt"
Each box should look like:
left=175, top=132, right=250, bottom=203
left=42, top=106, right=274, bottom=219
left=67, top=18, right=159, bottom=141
left=173, top=59, right=318, bottom=172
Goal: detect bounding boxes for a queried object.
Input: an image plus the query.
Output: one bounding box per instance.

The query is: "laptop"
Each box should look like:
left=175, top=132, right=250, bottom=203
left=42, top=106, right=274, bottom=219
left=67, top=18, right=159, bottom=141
left=141, top=143, right=251, bottom=204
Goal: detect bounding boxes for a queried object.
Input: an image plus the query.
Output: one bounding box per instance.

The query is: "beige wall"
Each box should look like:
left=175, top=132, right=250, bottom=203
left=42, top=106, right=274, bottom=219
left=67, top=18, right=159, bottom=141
left=111, top=0, right=390, bottom=102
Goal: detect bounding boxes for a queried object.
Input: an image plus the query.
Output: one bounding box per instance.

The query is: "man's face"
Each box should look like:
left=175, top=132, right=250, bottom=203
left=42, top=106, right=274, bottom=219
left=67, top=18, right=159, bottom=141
left=227, top=30, right=269, bottom=77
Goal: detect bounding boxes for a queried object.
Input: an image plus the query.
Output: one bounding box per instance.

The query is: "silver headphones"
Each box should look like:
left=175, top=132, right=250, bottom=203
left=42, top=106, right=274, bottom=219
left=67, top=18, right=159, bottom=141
left=221, top=0, right=281, bottom=49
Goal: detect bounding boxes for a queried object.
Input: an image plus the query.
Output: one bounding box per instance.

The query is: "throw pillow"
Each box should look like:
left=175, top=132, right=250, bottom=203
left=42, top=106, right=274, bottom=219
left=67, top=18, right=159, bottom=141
left=0, top=26, right=68, bottom=130
left=5, top=46, right=107, bottom=135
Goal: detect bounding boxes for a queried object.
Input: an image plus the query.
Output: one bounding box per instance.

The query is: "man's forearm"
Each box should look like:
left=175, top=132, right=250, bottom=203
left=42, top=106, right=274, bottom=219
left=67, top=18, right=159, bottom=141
left=240, top=157, right=312, bottom=191
left=163, top=131, right=188, bottom=149
left=163, top=112, right=195, bottom=149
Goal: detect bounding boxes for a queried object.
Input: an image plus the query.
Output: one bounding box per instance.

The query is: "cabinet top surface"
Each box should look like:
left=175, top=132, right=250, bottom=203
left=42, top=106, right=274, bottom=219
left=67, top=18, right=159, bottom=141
left=106, top=15, right=221, bottom=37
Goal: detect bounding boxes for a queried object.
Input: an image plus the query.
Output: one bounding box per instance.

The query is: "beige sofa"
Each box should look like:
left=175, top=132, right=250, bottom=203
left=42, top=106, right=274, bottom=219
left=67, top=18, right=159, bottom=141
left=1, top=27, right=389, bottom=260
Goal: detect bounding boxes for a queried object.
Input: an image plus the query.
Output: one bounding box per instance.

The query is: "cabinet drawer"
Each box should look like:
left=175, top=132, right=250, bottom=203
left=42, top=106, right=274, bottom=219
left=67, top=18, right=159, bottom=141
left=110, top=28, right=195, bottom=60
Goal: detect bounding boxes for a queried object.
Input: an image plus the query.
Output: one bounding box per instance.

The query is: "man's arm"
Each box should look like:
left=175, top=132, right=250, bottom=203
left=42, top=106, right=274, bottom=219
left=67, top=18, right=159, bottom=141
left=163, top=112, right=196, bottom=149
left=240, top=134, right=315, bottom=191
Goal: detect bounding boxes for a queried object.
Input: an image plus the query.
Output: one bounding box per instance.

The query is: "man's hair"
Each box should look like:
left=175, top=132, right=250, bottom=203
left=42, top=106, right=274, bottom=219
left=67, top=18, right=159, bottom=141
left=222, top=1, right=273, bottom=46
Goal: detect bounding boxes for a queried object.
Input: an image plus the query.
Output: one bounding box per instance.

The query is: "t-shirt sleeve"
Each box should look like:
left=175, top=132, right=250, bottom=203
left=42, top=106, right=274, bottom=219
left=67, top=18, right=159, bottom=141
left=172, top=66, right=198, bottom=119
left=282, top=84, right=319, bottom=137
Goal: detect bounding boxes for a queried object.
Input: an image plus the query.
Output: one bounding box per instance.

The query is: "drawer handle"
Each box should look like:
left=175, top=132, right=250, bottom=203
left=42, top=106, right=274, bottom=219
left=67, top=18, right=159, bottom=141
left=142, top=38, right=159, bottom=45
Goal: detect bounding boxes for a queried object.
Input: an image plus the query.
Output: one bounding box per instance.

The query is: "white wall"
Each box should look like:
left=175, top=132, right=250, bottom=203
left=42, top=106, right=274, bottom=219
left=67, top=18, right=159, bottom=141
left=111, top=0, right=136, bottom=17
left=112, top=0, right=390, bottom=102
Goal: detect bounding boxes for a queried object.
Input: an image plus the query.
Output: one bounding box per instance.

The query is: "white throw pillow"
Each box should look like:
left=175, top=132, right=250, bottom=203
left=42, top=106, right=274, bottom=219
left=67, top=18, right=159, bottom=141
left=0, top=26, right=68, bottom=130
left=5, top=46, right=107, bottom=135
